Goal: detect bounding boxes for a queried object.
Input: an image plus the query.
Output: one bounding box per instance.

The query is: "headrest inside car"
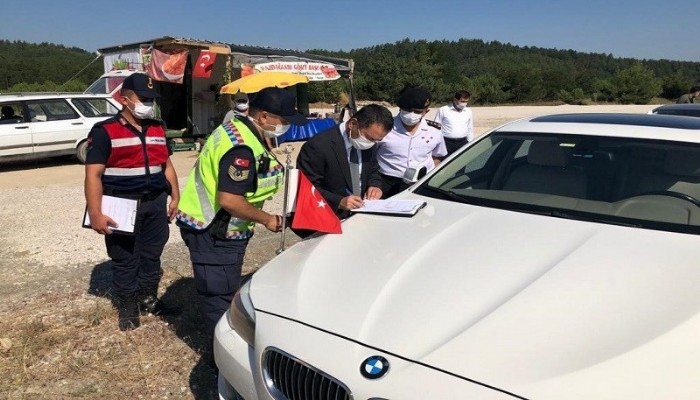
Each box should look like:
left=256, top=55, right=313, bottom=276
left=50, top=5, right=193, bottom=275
left=527, top=141, right=571, bottom=167
left=664, top=149, right=700, bottom=176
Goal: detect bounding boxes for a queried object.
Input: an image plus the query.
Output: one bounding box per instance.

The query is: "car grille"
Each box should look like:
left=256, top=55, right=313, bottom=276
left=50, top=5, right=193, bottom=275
left=263, top=348, right=352, bottom=400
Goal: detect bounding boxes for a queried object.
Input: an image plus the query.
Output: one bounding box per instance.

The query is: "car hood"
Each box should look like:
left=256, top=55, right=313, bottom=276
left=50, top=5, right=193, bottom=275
left=252, top=195, right=700, bottom=398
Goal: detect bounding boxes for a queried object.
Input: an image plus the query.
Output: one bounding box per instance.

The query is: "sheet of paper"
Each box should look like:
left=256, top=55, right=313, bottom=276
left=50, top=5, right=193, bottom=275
left=83, top=195, right=138, bottom=233
left=351, top=199, right=426, bottom=215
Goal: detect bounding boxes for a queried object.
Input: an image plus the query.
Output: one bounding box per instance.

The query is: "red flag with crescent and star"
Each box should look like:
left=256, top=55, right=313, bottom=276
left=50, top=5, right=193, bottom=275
left=192, top=50, right=216, bottom=78
left=291, top=171, right=342, bottom=234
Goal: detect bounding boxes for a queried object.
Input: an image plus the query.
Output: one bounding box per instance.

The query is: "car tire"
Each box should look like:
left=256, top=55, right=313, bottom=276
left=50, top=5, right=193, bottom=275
left=76, top=140, right=88, bottom=164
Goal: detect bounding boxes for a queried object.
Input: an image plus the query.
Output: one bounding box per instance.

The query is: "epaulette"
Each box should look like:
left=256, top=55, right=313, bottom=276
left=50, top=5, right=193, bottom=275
left=426, top=120, right=442, bottom=130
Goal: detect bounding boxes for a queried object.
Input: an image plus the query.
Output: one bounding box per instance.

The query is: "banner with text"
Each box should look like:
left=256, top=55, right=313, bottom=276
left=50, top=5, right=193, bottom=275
left=254, top=61, right=340, bottom=81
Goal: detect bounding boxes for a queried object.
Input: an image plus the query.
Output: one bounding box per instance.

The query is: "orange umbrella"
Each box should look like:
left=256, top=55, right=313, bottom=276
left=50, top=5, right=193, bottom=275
left=220, top=72, right=309, bottom=94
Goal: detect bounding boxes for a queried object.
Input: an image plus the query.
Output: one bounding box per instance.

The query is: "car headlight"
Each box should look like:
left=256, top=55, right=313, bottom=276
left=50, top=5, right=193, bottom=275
left=227, top=279, right=256, bottom=346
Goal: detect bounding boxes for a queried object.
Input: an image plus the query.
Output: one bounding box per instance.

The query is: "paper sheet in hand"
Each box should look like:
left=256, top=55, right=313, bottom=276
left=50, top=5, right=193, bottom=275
left=351, top=199, right=426, bottom=216
left=83, top=195, right=139, bottom=234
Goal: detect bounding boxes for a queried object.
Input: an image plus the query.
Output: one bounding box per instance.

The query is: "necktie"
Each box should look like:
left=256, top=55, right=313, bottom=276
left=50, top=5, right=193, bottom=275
left=349, top=147, right=361, bottom=196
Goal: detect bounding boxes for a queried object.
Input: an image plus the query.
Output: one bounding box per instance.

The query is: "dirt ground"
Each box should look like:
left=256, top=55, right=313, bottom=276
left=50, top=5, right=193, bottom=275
left=0, top=104, right=657, bottom=399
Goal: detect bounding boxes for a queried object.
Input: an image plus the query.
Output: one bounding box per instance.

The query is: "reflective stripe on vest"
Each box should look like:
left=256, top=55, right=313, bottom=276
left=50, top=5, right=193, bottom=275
left=175, top=119, right=283, bottom=239
left=104, top=165, right=163, bottom=176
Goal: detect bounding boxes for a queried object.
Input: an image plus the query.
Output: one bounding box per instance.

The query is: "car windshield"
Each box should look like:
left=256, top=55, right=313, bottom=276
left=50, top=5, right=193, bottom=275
left=71, top=98, right=119, bottom=117
left=84, top=76, right=126, bottom=95
left=416, top=132, right=700, bottom=234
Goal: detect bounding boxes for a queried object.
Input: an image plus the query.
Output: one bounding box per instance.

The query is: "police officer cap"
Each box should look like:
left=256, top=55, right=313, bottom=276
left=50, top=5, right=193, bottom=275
left=397, top=86, right=431, bottom=110
left=250, top=87, right=307, bottom=125
left=121, top=73, right=161, bottom=99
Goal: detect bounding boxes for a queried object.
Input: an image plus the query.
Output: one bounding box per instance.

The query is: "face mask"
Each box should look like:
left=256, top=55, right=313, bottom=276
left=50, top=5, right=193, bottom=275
left=350, top=128, right=375, bottom=150
left=399, top=110, right=422, bottom=126
left=235, top=102, right=249, bottom=112
left=454, top=101, right=468, bottom=110
left=263, top=122, right=290, bottom=138
left=127, top=98, right=154, bottom=119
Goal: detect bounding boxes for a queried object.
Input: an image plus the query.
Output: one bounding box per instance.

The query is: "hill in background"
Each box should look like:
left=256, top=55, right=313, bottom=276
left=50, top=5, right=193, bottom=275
left=1, top=38, right=699, bottom=104
left=0, top=40, right=103, bottom=92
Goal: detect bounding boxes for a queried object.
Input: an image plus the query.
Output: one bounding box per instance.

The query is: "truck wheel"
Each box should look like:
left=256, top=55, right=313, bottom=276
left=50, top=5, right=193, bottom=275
left=76, top=140, right=89, bottom=164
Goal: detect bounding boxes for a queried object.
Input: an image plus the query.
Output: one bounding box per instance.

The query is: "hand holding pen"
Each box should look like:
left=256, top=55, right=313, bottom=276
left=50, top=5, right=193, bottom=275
left=339, top=187, right=364, bottom=210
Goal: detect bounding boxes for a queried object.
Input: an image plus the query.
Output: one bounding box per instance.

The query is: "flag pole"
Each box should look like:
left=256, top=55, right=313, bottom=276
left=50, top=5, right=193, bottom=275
left=277, top=144, right=294, bottom=255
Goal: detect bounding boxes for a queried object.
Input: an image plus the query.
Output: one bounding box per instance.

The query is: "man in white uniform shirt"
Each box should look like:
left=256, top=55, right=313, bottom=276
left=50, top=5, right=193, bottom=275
left=376, top=86, right=447, bottom=198
left=433, top=90, right=473, bottom=155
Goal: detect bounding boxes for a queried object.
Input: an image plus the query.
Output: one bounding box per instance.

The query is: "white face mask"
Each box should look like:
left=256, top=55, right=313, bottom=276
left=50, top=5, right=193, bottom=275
left=454, top=101, right=468, bottom=110
left=399, top=110, right=423, bottom=126
left=127, top=98, right=155, bottom=119
left=235, top=102, right=249, bottom=112
left=350, top=129, right=375, bottom=150
left=264, top=123, right=290, bottom=138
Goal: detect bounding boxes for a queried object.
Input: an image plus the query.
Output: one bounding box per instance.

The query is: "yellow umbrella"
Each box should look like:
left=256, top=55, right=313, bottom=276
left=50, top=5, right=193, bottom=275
left=220, top=72, right=309, bottom=94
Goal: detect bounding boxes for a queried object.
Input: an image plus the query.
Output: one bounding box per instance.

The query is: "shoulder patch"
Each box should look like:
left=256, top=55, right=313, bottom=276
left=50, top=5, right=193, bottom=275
left=426, top=120, right=442, bottom=130
left=228, top=165, right=249, bottom=181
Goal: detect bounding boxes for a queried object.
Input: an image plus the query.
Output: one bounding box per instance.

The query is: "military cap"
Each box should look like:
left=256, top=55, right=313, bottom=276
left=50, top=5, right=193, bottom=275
left=397, top=87, right=432, bottom=110
left=121, top=73, right=160, bottom=99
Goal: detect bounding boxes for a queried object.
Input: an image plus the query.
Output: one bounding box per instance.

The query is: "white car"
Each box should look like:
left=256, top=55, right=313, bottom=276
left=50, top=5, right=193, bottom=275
left=215, top=113, right=700, bottom=400
left=0, top=93, right=120, bottom=163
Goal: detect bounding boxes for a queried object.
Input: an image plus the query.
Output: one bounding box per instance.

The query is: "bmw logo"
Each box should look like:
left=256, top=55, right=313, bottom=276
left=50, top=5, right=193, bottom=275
left=360, top=355, right=390, bottom=379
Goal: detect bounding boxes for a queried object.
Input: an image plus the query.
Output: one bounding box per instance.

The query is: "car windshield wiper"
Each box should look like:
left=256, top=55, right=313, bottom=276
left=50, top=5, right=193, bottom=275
left=522, top=208, right=643, bottom=228
left=420, top=185, right=483, bottom=204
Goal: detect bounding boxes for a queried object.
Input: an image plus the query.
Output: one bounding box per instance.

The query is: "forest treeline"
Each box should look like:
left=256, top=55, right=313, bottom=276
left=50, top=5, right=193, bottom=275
left=0, top=40, right=103, bottom=92
left=2, top=38, right=700, bottom=105
left=311, top=38, right=700, bottom=105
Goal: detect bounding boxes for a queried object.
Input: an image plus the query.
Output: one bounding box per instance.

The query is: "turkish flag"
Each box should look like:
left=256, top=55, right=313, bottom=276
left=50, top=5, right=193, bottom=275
left=192, top=50, right=216, bottom=78
left=291, top=171, right=342, bottom=234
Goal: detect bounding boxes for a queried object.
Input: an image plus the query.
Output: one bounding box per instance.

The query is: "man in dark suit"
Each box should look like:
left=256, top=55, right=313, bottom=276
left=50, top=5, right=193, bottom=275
left=297, top=104, right=394, bottom=218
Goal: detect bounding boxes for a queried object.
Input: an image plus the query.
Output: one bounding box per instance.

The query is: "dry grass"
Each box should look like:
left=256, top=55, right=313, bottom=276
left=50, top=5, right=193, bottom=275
left=0, top=267, right=218, bottom=400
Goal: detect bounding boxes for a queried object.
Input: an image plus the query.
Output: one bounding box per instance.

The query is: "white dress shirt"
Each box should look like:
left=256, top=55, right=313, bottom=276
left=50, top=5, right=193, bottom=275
left=433, top=104, right=474, bottom=141
left=339, top=122, right=362, bottom=173
left=376, top=116, right=447, bottom=178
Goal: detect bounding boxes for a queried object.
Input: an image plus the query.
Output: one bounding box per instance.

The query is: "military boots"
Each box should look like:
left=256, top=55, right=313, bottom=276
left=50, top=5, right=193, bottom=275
left=117, top=295, right=140, bottom=331
left=137, top=289, right=182, bottom=316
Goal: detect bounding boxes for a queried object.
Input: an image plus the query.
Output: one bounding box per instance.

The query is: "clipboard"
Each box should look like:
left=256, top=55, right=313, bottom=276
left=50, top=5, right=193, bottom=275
left=83, top=195, right=139, bottom=235
left=350, top=199, right=427, bottom=217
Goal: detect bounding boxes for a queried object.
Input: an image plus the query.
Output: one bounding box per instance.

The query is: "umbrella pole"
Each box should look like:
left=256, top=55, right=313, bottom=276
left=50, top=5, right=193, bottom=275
left=276, top=145, right=294, bottom=255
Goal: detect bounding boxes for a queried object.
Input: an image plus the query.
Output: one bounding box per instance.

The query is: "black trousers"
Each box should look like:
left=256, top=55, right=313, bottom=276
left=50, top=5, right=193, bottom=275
left=379, top=173, right=410, bottom=199
left=105, top=191, right=169, bottom=297
left=180, top=227, right=249, bottom=335
left=444, top=136, right=469, bottom=155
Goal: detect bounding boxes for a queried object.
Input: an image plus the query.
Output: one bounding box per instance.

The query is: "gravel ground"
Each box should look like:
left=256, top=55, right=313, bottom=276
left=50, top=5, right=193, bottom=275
left=0, top=143, right=304, bottom=311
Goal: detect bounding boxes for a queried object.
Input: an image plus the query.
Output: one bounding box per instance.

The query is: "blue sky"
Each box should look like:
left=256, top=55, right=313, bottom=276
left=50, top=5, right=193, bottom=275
left=1, top=0, right=698, bottom=62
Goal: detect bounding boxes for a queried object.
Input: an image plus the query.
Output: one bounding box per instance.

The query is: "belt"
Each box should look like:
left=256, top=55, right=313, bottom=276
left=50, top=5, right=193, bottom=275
left=444, top=137, right=469, bottom=143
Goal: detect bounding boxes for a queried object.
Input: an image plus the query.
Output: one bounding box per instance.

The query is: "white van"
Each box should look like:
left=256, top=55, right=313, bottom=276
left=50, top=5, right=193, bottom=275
left=0, top=93, right=120, bottom=163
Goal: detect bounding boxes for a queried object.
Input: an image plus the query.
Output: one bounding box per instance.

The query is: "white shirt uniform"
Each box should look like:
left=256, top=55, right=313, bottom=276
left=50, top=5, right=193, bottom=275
left=376, top=116, right=447, bottom=178
left=433, top=104, right=474, bottom=141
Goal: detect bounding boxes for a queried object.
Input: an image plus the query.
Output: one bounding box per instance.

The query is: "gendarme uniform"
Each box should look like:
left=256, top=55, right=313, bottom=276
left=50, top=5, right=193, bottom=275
left=84, top=72, right=180, bottom=331
left=177, top=117, right=283, bottom=237
left=176, top=115, right=283, bottom=333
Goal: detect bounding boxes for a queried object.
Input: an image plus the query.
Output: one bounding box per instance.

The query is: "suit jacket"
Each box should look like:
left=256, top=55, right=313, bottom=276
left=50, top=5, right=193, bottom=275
left=297, top=125, right=382, bottom=217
